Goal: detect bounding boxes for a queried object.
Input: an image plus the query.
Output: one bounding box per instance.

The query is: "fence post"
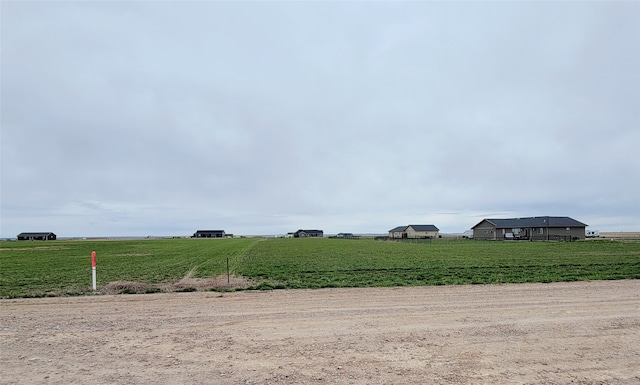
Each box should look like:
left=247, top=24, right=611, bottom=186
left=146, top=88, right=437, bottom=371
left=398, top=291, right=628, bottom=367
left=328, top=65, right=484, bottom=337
left=91, top=251, right=97, bottom=291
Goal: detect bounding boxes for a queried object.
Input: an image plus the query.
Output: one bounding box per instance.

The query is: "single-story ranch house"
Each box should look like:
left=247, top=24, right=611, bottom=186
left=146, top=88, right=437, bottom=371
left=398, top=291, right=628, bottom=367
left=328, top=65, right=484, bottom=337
left=192, top=230, right=226, bottom=238
left=17, top=232, right=57, bottom=241
left=388, top=225, right=439, bottom=239
left=293, top=229, right=324, bottom=238
left=472, top=216, right=587, bottom=241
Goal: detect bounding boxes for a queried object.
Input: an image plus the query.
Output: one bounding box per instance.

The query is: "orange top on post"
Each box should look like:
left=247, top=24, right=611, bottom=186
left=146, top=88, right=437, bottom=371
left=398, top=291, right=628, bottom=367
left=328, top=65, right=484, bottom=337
left=91, top=251, right=96, bottom=267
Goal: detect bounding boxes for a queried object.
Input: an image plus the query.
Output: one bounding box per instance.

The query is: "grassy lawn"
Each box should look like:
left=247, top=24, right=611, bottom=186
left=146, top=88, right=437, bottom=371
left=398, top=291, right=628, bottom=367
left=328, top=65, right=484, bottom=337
left=1, top=238, right=639, bottom=298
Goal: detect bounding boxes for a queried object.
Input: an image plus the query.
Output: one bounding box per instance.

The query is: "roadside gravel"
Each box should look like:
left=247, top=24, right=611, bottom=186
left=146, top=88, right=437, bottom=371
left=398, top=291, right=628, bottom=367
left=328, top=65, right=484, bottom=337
left=1, top=280, right=639, bottom=384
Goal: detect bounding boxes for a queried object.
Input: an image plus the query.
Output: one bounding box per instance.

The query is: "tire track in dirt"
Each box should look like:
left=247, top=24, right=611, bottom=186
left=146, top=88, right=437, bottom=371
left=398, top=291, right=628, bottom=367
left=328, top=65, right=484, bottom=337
left=1, top=280, right=639, bottom=384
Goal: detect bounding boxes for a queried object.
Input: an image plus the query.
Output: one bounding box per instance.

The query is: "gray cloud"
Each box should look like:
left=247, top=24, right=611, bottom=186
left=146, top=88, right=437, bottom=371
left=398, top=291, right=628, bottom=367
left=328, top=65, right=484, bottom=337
left=2, top=1, right=638, bottom=237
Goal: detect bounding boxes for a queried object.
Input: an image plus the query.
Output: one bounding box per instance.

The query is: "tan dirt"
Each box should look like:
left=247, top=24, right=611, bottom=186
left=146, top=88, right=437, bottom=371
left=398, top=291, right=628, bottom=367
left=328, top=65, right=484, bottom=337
left=598, top=232, right=640, bottom=240
left=1, top=280, right=639, bottom=385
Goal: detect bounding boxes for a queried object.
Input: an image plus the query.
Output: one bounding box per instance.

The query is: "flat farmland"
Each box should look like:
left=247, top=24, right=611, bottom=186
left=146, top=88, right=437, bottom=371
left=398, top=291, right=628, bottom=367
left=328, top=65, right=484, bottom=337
left=599, top=232, right=640, bottom=239
left=2, top=239, right=639, bottom=384
left=1, top=238, right=639, bottom=298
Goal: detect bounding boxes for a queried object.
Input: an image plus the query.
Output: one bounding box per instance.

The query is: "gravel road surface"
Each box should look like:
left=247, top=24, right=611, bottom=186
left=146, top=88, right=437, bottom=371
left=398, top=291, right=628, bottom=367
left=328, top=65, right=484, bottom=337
left=1, top=280, right=639, bottom=384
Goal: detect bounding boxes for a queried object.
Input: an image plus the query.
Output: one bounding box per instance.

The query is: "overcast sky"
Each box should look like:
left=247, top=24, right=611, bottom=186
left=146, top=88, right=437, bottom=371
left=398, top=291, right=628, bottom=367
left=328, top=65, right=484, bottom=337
left=1, top=1, right=639, bottom=237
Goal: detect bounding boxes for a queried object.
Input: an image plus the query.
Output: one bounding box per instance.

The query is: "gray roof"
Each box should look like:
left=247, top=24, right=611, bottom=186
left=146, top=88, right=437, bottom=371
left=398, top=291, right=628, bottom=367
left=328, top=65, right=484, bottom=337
left=474, top=216, right=587, bottom=229
left=388, top=225, right=440, bottom=232
left=17, top=232, right=55, bottom=236
left=407, top=225, right=439, bottom=232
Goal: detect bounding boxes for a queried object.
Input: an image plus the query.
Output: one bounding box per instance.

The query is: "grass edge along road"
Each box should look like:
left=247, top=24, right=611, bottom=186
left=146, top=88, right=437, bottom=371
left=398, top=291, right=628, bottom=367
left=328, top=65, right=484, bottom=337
left=0, top=238, right=263, bottom=298
left=1, top=238, right=639, bottom=298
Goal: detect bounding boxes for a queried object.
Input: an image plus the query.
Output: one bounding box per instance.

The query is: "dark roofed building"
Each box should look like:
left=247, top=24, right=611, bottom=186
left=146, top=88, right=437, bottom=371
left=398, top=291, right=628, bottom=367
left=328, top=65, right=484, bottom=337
left=17, top=232, right=57, bottom=241
left=472, top=216, right=587, bottom=241
left=293, top=229, right=324, bottom=238
left=193, top=230, right=226, bottom=238
left=406, top=225, right=439, bottom=238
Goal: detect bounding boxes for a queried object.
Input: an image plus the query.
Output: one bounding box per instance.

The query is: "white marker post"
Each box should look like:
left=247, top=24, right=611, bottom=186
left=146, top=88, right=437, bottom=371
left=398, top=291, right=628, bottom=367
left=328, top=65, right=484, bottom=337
left=91, top=251, right=97, bottom=291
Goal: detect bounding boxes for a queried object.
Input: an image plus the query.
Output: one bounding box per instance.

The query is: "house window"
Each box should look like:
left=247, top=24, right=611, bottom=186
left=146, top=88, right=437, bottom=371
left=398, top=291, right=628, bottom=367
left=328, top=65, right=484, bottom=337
left=538, top=228, right=544, bottom=234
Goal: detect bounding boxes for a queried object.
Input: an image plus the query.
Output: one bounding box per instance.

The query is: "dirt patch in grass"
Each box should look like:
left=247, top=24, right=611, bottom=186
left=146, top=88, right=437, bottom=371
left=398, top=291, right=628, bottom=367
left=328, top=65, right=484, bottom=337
left=102, top=281, right=153, bottom=294
left=102, top=275, right=256, bottom=294
left=111, top=253, right=152, bottom=257
left=0, top=246, right=71, bottom=251
left=168, top=274, right=256, bottom=291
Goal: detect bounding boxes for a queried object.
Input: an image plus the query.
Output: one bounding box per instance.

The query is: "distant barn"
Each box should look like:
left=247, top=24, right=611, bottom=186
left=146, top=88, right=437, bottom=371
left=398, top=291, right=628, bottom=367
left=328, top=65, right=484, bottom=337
left=293, top=229, right=324, bottom=238
left=17, top=232, right=57, bottom=241
left=192, top=230, right=226, bottom=238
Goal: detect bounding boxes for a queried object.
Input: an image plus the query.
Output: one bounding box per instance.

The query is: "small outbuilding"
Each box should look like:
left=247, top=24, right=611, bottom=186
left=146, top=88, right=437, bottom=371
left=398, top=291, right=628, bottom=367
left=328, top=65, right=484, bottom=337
left=192, top=230, right=226, bottom=238
left=471, top=216, right=587, bottom=241
left=293, top=229, right=324, bottom=238
left=17, top=232, right=57, bottom=241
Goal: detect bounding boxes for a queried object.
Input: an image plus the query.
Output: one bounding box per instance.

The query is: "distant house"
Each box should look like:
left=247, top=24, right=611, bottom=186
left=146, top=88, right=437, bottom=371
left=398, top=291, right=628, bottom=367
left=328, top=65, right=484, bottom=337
left=336, top=233, right=355, bottom=238
left=388, top=225, right=439, bottom=239
left=388, top=226, right=407, bottom=239
left=193, top=230, right=226, bottom=238
left=406, top=225, right=440, bottom=239
left=293, top=229, right=324, bottom=238
left=471, top=216, right=587, bottom=241
left=17, top=232, right=57, bottom=241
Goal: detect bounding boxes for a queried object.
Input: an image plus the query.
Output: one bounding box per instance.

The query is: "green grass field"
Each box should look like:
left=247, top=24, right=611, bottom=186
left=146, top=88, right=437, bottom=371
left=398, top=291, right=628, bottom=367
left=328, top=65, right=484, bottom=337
left=1, top=238, right=639, bottom=298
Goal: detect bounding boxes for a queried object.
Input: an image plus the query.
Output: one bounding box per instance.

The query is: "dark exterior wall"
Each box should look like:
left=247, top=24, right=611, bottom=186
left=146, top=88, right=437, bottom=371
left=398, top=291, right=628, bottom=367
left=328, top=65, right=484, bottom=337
left=529, top=227, right=548, bottom=241
left=194, top=231, right=225, bottom=238
left=547, top=227, right=585, bottom=240
left=473, top=221, right=497, bottom=240
left=476, top=226, right=586, bottom=241
left=524, top=227, right=585, bottom=241
left=472, top=218, right=586, bottom=241
left=497, top=227, right=535, bottom=240
left=294, top=231, right=323, bottom=238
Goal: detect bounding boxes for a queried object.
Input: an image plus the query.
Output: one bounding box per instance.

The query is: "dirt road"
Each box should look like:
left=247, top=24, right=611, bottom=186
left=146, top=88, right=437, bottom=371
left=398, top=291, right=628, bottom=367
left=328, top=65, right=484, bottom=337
left=1, top=280, right=639, bottom=384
